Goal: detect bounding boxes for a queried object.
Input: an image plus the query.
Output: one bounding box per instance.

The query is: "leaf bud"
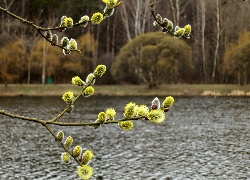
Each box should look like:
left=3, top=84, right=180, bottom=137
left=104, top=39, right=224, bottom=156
left=79, top=15, right=89, bottom=27
left=45, top=30, right=52, bottom=41
left=66, top=104, right=74, bottom=113
left=103, top=6, right=115, bottom=18
left=151, top=97, right=160, bottom=110
left=63, top=46, right=71, bottom=55
left=51, top=34, right=58, bottom=46
left=166, top=20, right=173, bottom=32
left=89, top=119, right=101, bottom=130
left=56, top=131, right=64, bottom=142
left=156, top=14, right=162, bottom=23
left=86, top=73, right=95, bottom=85
left=61, top=37, right=69, bottom=47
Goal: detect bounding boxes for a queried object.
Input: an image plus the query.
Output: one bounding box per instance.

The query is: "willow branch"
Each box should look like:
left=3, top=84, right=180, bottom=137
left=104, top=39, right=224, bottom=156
left=0, top=2, right=122, bottom=54
left=0, top=109, right=144, bottom=126
left=0, top=110, right=46, bottom=124
left=150, top=0, right=188, bottom=39
left=50, top=78, right=96, bottom=123
left=43, top=123, right=82, bottom=166
left=36, top=30, right=81, bottom=53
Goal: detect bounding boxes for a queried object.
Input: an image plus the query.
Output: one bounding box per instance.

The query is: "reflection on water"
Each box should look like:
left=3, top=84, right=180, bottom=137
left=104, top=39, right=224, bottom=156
left=0, top=96, right=250, bottom=179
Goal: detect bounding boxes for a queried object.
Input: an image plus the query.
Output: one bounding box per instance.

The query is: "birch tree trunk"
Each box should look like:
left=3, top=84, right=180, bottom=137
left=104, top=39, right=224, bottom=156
left=211, top=0, right=220, bottom=83
left=200, top=0, right=208, bottom=83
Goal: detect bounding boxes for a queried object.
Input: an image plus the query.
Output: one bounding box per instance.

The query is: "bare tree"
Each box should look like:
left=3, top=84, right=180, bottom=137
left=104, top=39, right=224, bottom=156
left=199, top=0, right=207, bottom=83
left=211, top=0, right=220, bottom=83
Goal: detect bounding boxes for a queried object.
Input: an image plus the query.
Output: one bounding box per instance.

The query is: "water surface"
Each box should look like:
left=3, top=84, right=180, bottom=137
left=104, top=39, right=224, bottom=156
left=0, top=96, right=249, bottom=179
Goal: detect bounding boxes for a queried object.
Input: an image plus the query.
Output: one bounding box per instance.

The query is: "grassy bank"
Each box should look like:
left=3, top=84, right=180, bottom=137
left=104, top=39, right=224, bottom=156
left=1, top=84, right=250, bottom=96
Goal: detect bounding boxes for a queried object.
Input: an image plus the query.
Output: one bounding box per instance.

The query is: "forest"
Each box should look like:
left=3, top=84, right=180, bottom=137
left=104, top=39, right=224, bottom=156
left=0, top=0, right=250, bottom=85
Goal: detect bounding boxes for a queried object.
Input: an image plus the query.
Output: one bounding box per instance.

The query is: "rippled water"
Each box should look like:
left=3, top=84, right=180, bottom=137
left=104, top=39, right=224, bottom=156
left=0, top=96, right=250, bottom=180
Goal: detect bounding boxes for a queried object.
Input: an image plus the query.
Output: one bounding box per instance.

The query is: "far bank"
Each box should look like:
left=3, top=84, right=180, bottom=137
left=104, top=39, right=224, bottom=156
left=1, top=84, right=250, bottom=97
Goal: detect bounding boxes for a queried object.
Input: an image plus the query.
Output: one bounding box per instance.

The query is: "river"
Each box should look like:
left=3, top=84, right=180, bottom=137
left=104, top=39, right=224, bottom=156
left=0, top=96, right=249, bottom=179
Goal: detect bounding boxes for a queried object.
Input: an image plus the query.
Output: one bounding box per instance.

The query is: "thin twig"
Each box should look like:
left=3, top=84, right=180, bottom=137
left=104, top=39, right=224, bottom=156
left=0, top=109, right=144, bottom=126
left=0, top=2, right=122, bottom=53
left=150, top=0, right=188, bottom=39
left=43, top=123, right=82, bottom=166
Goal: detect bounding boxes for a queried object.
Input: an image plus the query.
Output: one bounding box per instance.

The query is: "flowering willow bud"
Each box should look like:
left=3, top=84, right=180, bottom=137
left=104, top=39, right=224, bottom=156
left=124, top=102, right=138, bottom=118
left=105, top=108, right=116, bottom=121
left=97, top=112, right=107, bottom=124
left=103, top=0, right=118, bottom=8
left=61, top=152, right=70, bottom=163
left=183, top=24, right=191, bottom=38
left=61, top=37, right=69, bottom=47
left=72, top=76, right=85, bottom=86
left=151, top=97, right=160, bottom=110
left=62, top=91, right=74, bottom=104
left=77, top=165, right=94, bottom=180
left=91, top=12, right=104, bottom=25
left=118, top=121, right=134, bottom=130
left=174, top=27, right=185, bottom=38
left=163, top=96, right=174, bottom=110
left=86, top=73, right=95, bottom=85
left=51, top=34, right=58, bottom=46
left=64, top=136, right=73, bottom=147
left=147, top=109, right=165, bottom=123
left=69, top=38, right=77, bottom=50
left=73, top=145, right=82, bottom=158
left=81, top=149, right=94, bottom=165
left=60, top=16, right=67, bottom=27
left=79, top=15, right=89, bottom=27
left=137, top=105, right=149, bottom=117
left=56, top=131, right=64, bottom=142
left=65, top=17, right=73, bottom=28
left=93, top=64, right=106, bottom=77
left=83, top=86, right=94, bottom=97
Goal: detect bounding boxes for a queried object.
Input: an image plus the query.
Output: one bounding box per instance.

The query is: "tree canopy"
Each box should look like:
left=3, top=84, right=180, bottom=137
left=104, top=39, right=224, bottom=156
left=111, top=31, right=193, bottom=87
left=223, top=31, right=250, bottom=85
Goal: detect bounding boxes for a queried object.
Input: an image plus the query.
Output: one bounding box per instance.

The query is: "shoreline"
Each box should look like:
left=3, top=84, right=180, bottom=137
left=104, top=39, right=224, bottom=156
left=1, top=84, right=250, bottom=97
